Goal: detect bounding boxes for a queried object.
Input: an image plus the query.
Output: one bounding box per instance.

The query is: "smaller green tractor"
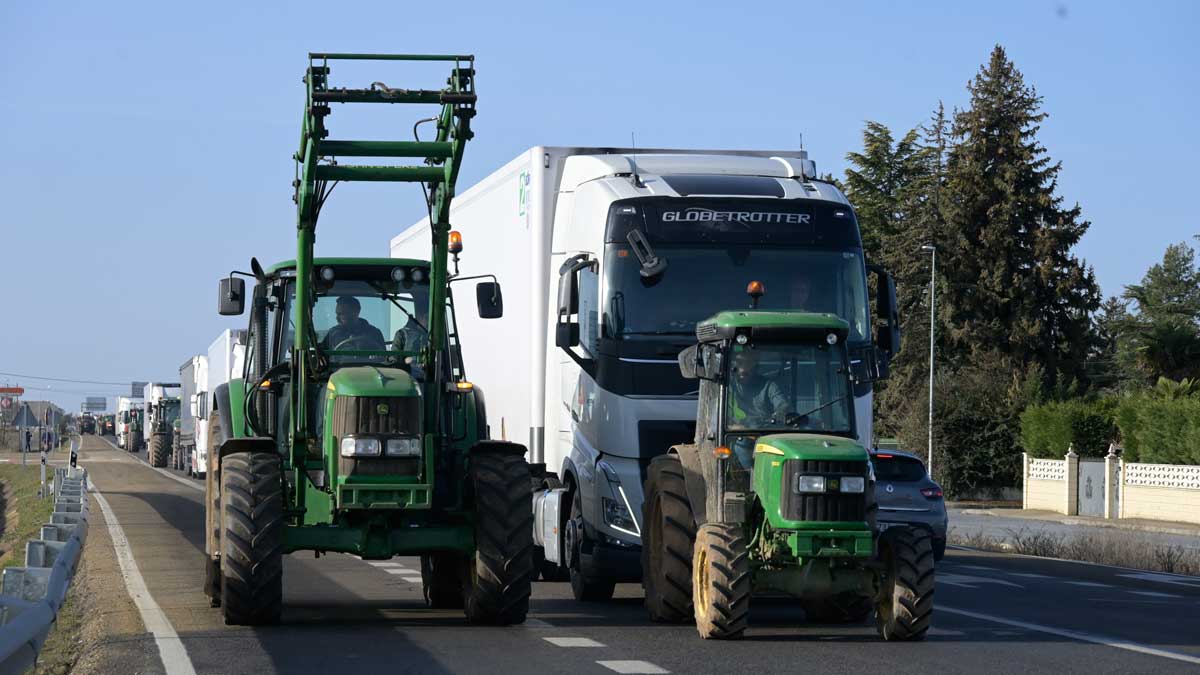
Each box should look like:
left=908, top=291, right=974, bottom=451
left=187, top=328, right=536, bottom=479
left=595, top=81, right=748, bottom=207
left=641, top=294, right=934, bottom=640
left=148, top=396, right=181, bottom=468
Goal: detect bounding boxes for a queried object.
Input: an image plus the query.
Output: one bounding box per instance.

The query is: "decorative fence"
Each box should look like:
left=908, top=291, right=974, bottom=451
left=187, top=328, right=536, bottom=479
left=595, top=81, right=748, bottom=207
left=1021, top=446, right=1200, bottom=525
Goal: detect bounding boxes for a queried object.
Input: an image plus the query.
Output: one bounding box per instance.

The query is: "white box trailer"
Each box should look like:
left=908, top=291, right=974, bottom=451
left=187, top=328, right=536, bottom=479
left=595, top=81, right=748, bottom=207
left=178, top=355, right=207, bottom=475
left=392, top=146, right=891, bottom=596
left=203, top=329, right=246, bottom=477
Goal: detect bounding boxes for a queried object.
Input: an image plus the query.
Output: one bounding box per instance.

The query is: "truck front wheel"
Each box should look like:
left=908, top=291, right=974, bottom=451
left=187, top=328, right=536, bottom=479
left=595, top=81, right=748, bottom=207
left=567, top=486, right=616, bottom=601
left=642, top=454, right=695, bottom=622
left=875, top=526, right=935, bottom=641
left=692, top=523, right=750, bottom=640
left=220, top=451, right=284, bottom=625
left=463, top=450, right=533, bottom=624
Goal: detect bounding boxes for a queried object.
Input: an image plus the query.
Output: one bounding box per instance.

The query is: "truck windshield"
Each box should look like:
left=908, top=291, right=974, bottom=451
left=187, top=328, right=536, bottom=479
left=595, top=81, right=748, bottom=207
left=604, top=246, right=869, bottom=343
left=164, top=401, right=181, bottom=425
left=603, top=198, right=870, bottom=344
left=725, top=342, right=853, bottom=435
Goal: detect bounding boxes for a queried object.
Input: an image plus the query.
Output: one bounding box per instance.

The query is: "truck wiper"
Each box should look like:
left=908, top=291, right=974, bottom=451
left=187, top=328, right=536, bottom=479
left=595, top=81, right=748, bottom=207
left=789, top=394, right=852, bottom=425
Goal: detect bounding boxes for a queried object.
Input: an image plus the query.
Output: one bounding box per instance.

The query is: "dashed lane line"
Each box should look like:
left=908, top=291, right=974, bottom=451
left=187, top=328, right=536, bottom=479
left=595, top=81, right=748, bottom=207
left=89, top=477, right=198, bottom=675
left=940, top=606, right=1200, bottom=666
left=1063, top=581, right=1112, bottom=588
left=597, top=661, right=670, bottom=674
left=368, top=561, right=406, bottom=568
left=1129, top=591, right=1182, bottom=599
left=544, top=637, right=605, bottom=647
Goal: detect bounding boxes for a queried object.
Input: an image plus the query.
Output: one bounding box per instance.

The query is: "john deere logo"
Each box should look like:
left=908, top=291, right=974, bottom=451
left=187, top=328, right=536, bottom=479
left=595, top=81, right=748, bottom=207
left=376, top=403, right=390, bottom=415
left=828, top=479, right=840, bottom=491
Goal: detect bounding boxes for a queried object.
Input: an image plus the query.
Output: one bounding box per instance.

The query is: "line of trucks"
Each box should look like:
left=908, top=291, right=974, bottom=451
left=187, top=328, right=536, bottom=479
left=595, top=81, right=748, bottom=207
left=144, top=54, right=935, bottom=641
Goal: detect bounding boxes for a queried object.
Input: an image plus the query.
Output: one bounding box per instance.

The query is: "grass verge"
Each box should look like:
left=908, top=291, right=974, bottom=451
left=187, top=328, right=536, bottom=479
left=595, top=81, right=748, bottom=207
left=950, top=526, right=1200, bottom=576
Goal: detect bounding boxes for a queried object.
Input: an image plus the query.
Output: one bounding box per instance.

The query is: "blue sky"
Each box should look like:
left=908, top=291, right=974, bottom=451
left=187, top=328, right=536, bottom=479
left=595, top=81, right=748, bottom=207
left=2, top=0, right=1197, bottom=411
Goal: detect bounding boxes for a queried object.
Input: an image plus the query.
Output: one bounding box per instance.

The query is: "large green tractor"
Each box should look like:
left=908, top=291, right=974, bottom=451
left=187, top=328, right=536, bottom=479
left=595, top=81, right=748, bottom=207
left=204, top=53, right=532, bottom=626
left=641, top=298, right=934, bottom=640
left=148, top=396, right=181, bottom=468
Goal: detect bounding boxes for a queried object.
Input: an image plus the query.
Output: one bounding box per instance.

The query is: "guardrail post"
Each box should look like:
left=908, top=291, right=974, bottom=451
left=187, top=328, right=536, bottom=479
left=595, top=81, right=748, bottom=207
left=1065, top=444, right=1079, bottom=516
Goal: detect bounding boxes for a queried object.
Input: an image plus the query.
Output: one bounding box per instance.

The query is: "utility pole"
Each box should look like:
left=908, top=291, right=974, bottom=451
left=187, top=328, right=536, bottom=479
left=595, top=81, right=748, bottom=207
left=921, top=245, right=936, bottom=475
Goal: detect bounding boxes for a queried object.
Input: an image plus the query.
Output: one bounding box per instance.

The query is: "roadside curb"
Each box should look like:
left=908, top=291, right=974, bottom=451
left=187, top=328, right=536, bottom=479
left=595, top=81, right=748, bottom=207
left=0, top=454, right=89, bottom=674
left=954, top=508, right=1200, bottom=538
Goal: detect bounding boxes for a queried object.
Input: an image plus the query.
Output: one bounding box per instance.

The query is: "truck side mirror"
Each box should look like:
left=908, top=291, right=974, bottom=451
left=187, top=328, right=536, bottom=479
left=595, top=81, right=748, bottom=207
left=476, top=281, right=503, bottom=319
left=218, top=277, right=246, bottom=316
left=867, top=264, right=901, bottom=379
left=555, top=254, right=592, bottom=349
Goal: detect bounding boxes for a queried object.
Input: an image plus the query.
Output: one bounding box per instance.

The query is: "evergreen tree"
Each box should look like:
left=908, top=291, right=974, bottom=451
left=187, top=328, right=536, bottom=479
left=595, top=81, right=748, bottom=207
left=1122, top=241, right=1200, bottom=381
left=940, top=45, right=1100, bottom=388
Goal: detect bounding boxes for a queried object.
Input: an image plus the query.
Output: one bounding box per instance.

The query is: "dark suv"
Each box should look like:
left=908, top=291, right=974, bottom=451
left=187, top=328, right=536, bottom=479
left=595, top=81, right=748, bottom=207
left=871, top=449, right=948, bottom=560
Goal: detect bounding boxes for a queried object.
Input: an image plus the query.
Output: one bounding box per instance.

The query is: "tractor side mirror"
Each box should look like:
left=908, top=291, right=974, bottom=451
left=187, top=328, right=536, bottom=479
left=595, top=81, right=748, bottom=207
left=218, top=277, right=246, bottom=316
left=476, top=281, right=504, bottom=319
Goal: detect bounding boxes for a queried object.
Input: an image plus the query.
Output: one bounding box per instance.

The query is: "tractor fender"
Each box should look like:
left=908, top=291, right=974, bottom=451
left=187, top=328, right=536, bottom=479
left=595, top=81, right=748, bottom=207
left=213, top=383, right=235, bottom=442
left=669, top=444, right=711, bottom=527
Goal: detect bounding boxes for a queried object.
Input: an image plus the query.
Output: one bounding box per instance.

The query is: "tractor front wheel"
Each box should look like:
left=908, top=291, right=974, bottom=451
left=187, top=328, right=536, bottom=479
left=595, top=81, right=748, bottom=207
left=220, top=451, right=284, bottom=625
left=150, top=435, right=169, bottom=468
left=463, top=449, right=533, bottom=625
left=642, top=454, right=696, bottom=623
left=875, top=526, right=935, bottom=641
left=692, top=523, right=750, bottom=640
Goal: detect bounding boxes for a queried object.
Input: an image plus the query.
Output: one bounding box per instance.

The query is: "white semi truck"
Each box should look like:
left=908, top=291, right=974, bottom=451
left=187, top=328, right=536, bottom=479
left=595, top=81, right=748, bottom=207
left=392, top=147, right=899, bottom=600
left=176, top=355, right=208, bottom=476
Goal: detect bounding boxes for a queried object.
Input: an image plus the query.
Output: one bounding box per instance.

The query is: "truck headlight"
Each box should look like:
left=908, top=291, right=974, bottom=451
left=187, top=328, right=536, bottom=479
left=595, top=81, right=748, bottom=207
left=602, top=497, right=638, bottom=536
left=385, top=437, right=421, bottom=457
left=340, top=436, right=381, bottom=457
left=839, top=476, right=865, bottom=493
left=796, top=475, right=826, bottom=493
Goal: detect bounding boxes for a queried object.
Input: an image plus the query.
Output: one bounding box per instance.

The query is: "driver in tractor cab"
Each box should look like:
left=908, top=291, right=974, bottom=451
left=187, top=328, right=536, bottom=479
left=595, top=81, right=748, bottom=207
left=320, top=296, right=386, bottom=351
left=728, top=348, right=791, bottom=468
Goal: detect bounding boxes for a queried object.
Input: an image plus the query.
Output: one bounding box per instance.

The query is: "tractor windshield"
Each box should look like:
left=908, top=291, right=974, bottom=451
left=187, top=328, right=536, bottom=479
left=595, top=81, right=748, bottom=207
left=163, top=400, right=181, bottom=425
left=725, top=342, right=853, bottom=435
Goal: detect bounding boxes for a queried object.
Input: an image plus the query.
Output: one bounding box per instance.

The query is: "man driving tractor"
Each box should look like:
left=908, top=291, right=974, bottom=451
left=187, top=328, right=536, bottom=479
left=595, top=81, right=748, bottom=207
left=320, top=296, right=386, bottom=351
left=727, top=348, right=791, bottom=467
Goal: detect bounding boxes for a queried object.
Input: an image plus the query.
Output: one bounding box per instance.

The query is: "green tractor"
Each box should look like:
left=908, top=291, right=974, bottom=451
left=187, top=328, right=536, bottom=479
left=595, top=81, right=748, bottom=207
left=204, top=53, right=532, bottom=626
left=641, top=292, right=934, bottom=640
left=148, top=396, right=181, bottom=468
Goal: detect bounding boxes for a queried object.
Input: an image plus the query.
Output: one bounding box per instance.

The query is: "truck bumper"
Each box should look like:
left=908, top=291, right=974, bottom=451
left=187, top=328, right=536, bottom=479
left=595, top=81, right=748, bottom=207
left=582, top=539, right=642, bottom=582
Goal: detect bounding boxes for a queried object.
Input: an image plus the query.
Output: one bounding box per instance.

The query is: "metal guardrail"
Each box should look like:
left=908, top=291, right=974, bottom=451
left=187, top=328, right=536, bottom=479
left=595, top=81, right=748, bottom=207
left=0, top=459, right=89, bottom=675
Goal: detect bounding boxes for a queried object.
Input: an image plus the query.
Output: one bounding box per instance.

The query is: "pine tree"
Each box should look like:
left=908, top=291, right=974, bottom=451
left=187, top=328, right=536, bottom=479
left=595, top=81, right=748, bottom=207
left=1121, top=241, right=1200, bottom=382
left=940, top=45, right=1100, bottom=388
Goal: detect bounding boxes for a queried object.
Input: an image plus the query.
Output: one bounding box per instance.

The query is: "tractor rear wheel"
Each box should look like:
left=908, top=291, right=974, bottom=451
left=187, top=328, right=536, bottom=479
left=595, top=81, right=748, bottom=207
left=875, top=526, right=935, bottom=641
left=692, top=523, right=750, bottom=640
left=220, top=451, right=284, bottom=625
left=150, top=434, right=169, bottom=468
left=422, top=553, right=465, bottom=609
left=642, top=454, right=696, bottom=623
left=463, top=449, right=533, bottom=625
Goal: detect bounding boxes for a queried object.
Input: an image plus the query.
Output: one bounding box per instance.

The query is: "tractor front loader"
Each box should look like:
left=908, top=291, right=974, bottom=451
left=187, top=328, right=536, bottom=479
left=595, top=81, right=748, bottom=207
left=204, top=53, right=532, bottom=626
left=641, top=288, right=935, bottom=640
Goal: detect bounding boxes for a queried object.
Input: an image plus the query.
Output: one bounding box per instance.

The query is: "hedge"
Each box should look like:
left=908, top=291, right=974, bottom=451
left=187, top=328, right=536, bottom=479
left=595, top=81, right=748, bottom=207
left=1020, top=398, right=1116, bottom=459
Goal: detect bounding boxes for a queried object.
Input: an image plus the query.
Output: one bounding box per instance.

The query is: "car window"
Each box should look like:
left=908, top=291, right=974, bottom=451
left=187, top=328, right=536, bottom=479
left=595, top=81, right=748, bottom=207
left=873, top=455, right=926, bottom=482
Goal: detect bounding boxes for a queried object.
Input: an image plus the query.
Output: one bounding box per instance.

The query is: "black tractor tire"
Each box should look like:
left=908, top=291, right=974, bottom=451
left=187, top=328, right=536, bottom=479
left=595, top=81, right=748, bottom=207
left=641, top=454, right=696, bottom=623
left=422, top=553, right=465, bottom=609
left=803, top=592, right=875, bottom=624
left=219, top=451, right=284, bottom=625
left=567, top=486, right=616, bottom=602
left=875, top=526, right=935, bottom=641
left=462, top=451, right=533, bottom=625
left=150, top=435, right=169, bottom=468
left=692, top=523, right=751, bottom=640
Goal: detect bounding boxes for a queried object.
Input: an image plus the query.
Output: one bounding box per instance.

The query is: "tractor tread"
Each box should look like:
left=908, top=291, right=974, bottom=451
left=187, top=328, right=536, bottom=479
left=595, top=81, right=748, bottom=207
left=219, top=451, right=283, bottom=626
left=642, top=455, right=696, bottom=624
left=693, top=523, right=750, bottom=640
left=463, top=451, right=533, bottom=625
left=876, top=527, right=935, bottom=641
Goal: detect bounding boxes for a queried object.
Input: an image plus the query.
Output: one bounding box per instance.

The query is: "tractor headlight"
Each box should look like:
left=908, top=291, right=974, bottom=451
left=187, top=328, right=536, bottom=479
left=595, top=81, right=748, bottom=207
left=340, top=436, right=381, bottom=457
left=385, top=437, right=422, bottom=457
left=839, top=476, right=865, bottom=493
left=795, top=475, right=826, bottom=493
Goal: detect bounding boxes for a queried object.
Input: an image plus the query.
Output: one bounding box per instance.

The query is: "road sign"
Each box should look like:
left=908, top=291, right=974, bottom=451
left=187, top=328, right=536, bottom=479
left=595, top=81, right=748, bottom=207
left=131, top=381, right=148, bottom=398
left=84, top=396, right=106, bottom=412
left=0, top=387, right=23, bottom=396
left=0, top=397, right=11, bottom=410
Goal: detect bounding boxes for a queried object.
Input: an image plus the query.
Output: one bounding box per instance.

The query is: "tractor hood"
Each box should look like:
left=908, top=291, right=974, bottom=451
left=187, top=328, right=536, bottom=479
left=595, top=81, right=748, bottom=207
left=754, top=434, right=868, bottom=462
left=327, top=366, right=420, bottom=398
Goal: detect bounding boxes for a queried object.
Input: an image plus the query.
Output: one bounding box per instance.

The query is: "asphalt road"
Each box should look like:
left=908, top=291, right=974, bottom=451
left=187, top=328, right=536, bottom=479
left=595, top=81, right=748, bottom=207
left=80, top=435, right=1200, bottom=674
left=949, top=506, right=1200, bottom=552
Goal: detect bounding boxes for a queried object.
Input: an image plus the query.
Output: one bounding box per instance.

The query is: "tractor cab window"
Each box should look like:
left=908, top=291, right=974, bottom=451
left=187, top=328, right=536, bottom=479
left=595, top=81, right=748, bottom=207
left=725, top=342, right=853, bottom=436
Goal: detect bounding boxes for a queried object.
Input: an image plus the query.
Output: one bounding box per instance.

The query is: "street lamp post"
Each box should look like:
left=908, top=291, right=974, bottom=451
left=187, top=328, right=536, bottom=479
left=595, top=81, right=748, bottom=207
left=920, top=245, right=936, bottom=475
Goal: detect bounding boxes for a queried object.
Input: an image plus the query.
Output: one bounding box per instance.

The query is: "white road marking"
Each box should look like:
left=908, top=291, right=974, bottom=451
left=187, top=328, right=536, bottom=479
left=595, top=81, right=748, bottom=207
left=1128, top=591, right=1182, bottom=599
left=401, top=577, right=423, bottom=583
left=1118, top=572, right=1200, bottom=589
left=956, top=564, right=1000, bottom=572
left=1064, top=581, right=1111, bottom=588
left=929, top=627, right=966, bottom=637
left=938, top=573, right=1023, bottom=589
left=384, top=568, right=413, bottom=575
left=90, top=478, right=198, bottom=675
left=544, top=637, right=605, bottom=648
left=369, top=561, right=406, bottom=568
left=597, top=661, right=670, bottom=674
left=940, top=606, right=1200, bottom=666
left=1008, top=572, right=1053, bottom=579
